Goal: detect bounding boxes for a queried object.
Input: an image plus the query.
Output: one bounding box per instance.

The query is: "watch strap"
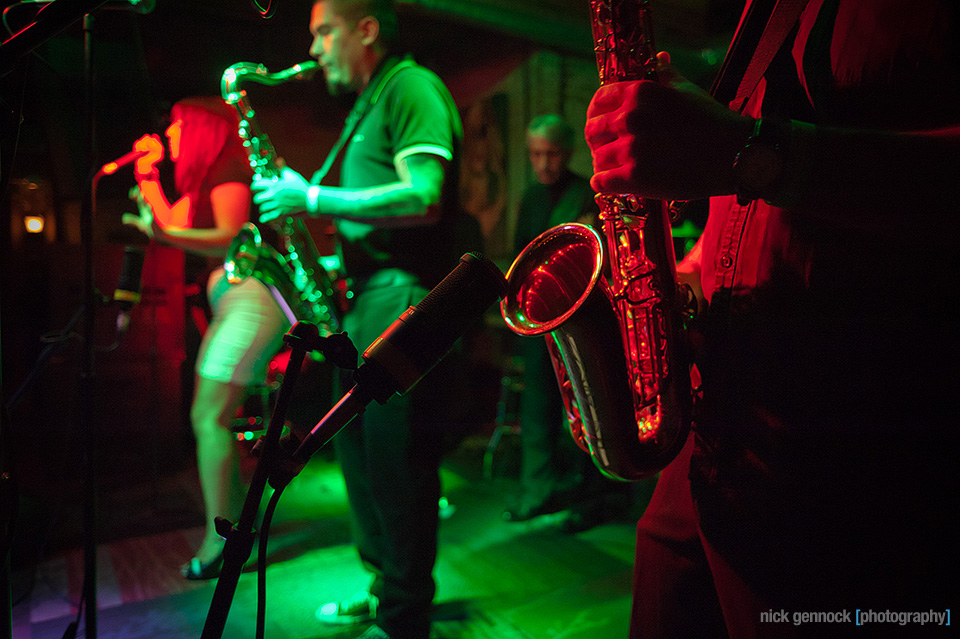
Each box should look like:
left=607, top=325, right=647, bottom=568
left=733, top=117, right=785, bottom=206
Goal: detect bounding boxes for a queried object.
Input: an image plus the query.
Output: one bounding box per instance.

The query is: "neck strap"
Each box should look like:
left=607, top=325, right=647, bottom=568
left=711, top=0, right=811, bottom=112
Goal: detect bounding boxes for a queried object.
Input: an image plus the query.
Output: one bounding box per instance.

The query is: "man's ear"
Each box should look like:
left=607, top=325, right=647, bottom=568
left=357, top=16, right=380, bottom=46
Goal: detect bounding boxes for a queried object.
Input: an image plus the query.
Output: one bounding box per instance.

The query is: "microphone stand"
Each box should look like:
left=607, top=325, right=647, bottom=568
left=1, top=316, right=11, bottom=639
left=1, top=4, right=111, bottom=639
left=0, top=0, right=111, bottom=78
left=200, top=323, right=357, bottom=639
left=199, top=252, right=507, bottom=638
left=4, top=3, right=165, bottom=638
left=78, top=11, right=99, bottom=639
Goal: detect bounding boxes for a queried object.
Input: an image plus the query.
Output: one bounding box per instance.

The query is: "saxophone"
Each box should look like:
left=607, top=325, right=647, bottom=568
left=221, top=60, right=342, bottom=335
left=500, top=0, right=691, bottom=480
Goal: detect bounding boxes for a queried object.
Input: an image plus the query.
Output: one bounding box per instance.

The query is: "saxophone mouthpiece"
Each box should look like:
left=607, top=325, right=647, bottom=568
left=292, top=60, right=320, bottom=80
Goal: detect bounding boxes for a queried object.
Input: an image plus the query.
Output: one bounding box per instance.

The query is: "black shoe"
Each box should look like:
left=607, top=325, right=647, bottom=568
left=316, top=591, right=378, bottom=625
left=180, top=552, right=224, bottom=580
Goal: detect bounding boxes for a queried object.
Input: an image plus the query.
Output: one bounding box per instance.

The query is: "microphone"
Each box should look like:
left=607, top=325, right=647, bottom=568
left=357, top=253, right=507, bottom=402
left=99, top=149, right=148, bottom=176
left=279, top=253, right=506, bottom=480
left=114, top=245, right=146, bottom=332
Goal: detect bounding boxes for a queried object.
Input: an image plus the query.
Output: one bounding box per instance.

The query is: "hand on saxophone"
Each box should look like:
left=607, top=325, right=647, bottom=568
left=133, top=134, right=165, bottom=178
left=585, top=51, right=755, bottom=201
left=252, top=166, right=310, bottom=222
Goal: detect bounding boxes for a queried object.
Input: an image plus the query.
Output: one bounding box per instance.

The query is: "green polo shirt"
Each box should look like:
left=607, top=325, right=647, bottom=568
left=339, top=55, right=464, bottom=288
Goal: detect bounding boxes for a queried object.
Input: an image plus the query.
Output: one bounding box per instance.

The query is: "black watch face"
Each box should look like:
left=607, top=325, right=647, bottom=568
left=741, top=142, right=783, bottom=192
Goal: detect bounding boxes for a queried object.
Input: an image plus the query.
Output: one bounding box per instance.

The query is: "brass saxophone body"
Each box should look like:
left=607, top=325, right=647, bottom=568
left=220, top=61, right=342, bottom=335
left=501, top=0, right=691, bottom=480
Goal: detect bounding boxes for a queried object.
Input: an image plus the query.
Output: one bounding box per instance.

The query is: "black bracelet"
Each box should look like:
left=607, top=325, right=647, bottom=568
left=733, top=118, right=786, bottom=206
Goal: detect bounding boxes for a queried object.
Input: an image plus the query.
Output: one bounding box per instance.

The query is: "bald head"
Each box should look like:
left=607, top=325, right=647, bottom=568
left=316, top=0, right=398, bottom=50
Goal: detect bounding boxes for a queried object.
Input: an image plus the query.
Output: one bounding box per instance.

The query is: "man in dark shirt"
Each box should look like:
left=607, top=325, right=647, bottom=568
left=512, top=114, right=597, bottom=250
left=252, top=1, right=462, bottom=637
left=504, top=115, right=609, bottom=528
left=585, top=1, right=960, bottom=636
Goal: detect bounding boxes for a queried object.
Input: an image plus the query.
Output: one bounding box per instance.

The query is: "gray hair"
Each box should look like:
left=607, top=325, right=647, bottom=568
left=527, top=114, right=575, bottom=150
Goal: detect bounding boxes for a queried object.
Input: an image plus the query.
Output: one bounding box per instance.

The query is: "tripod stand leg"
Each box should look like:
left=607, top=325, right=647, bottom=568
left=199, top=326, right=314, bottom=639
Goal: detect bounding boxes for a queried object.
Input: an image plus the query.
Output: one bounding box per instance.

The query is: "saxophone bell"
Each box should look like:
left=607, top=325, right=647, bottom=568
left=501, top=223, right=690, bottom=481
left=500, top=0, right=693, bottom=480
left=224, top=223, right=285, bottom=289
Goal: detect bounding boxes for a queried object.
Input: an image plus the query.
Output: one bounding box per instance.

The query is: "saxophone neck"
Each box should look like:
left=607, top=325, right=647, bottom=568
left=220, top=61, right=319, bottom=180
left=221, top=60, right=319, bottom=101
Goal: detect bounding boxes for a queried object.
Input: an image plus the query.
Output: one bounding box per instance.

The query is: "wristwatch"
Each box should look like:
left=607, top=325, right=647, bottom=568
left=733, top=118, right=785, bottom=206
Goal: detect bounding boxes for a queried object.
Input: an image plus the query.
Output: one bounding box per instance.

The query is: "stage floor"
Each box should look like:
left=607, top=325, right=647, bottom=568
left=9, top=435, right=653, bottom=639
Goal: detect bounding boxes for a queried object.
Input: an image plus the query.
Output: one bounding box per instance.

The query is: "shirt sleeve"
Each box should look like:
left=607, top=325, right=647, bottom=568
left=385, top=68, right=457, bottom=164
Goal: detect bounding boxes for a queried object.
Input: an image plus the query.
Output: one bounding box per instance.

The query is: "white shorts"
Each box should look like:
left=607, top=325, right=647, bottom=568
left=195, top=268, right=289, bottom=385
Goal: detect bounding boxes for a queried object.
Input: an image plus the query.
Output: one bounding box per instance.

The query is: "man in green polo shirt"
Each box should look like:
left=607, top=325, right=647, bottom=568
left=252, top=1, right=464, bottom=638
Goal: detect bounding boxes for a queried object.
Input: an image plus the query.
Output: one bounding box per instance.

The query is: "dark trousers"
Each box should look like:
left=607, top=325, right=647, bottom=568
left=631, top=308, right=959, bottom=639
left=516, top=335, right=600, bottom=505
left=632, top=435, right=958, bottom=639
left=334, top=276, right=442, bottom=639
left=630, top=435, right=729, bottom=639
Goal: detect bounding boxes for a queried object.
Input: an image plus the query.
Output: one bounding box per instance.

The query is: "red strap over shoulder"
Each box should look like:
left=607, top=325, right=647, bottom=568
left=711, top=0, right=811, bottom=112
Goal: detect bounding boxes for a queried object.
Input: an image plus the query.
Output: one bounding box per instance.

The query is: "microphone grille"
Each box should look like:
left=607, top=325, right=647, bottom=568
left=415, top=253, right=506, bottom=332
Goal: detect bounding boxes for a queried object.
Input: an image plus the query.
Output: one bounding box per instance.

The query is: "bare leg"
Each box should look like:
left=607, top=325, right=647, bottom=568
left=190, top=374, right=248, bottom=564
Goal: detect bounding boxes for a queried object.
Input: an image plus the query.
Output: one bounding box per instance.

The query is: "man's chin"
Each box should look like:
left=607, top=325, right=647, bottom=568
left=326, top=79, right=351, bottom=96
left=322, top=70, right=343, bottom=95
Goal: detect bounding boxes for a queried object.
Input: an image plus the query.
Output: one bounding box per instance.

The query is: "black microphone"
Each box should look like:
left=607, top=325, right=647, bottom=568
left=356, top=252, right=508, bottom=402
left=281, top=253, right=506, bottom=478
left=114, top=245, right=146, bottom=332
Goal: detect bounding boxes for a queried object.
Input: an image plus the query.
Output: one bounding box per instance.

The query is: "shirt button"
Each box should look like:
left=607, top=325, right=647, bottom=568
left=719, top=254, right=734, bottom=269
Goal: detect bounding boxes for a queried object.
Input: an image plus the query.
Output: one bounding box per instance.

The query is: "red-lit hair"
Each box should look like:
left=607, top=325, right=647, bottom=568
left=169, top=97, right=245, bottom=198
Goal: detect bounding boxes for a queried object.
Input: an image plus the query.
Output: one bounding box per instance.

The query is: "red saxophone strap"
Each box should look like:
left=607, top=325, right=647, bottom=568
left=711, top=0, right=811, bottom=112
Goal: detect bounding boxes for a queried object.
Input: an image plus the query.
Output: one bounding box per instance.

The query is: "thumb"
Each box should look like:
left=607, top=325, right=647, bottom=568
left=655, top=50, right=694, bottom=91
left=280, top=166, right=306, bottom=186
left=655, top=50, right=677, bottom=81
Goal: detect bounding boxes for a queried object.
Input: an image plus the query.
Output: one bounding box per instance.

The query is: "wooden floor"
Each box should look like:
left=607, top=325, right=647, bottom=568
left=8, top=434, right=655, bottom=639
